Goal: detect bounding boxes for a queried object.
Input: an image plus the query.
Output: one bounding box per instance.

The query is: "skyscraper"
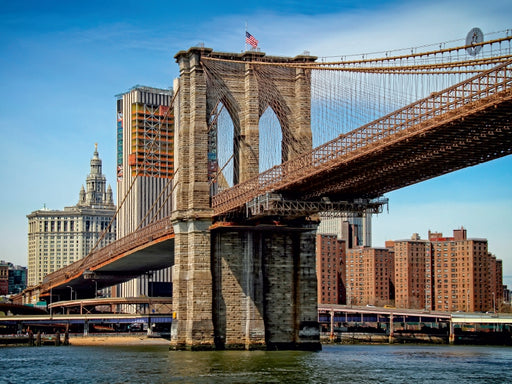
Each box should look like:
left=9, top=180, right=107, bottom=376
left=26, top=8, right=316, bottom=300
left=27, top=145, right=116, bottom=286
left=115, top=86, right=174, bottom=297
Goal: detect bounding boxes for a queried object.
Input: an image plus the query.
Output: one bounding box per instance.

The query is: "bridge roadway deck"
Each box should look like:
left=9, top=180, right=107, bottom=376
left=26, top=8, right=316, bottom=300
left=40, top=219, right=174, bottom=298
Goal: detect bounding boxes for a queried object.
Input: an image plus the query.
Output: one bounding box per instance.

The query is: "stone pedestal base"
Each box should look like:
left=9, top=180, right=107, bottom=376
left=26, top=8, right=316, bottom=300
left=212, top=220, right=321, bottom=351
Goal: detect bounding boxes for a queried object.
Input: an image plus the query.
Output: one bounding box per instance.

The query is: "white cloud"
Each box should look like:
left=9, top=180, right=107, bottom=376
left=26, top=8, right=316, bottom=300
left=200, top=0, right=511, bottom=58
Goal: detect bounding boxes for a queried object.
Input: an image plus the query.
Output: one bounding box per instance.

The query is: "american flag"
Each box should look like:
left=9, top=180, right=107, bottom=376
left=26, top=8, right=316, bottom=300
left=245, top=31, right=259, bottom=48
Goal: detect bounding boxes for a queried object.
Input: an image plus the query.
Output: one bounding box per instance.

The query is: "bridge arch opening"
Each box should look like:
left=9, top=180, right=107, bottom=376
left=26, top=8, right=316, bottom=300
left=210, top=101, right=237, bottom=191
left=258, top=106, right=283, bottom=173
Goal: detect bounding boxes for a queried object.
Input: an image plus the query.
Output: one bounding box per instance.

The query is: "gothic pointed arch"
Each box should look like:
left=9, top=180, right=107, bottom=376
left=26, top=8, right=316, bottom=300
left=258, top=106, right=283, bottom=173
left=205, top=69, right=242, bottom=188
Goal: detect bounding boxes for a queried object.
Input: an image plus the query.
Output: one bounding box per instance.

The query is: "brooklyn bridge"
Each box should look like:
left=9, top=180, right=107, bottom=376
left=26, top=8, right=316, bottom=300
left=28, top=32, right=512, bottom=350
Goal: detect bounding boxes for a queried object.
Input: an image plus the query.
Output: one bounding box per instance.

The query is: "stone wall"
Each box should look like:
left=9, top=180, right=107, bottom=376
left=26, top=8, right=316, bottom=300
left=212, top=221, right=321, bottom=350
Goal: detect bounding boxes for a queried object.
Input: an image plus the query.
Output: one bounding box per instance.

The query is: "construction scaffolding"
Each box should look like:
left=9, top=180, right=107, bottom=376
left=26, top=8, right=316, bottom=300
left=129, top=98, right=174, bottom=179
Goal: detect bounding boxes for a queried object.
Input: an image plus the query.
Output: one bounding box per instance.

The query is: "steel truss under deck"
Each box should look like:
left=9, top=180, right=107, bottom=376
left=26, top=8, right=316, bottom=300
left=243, top=193, right=388, bottom=220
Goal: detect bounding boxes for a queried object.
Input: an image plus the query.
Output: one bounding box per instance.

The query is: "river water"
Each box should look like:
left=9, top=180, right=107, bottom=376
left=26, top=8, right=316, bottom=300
left=1, top=344, right=511, bottom=383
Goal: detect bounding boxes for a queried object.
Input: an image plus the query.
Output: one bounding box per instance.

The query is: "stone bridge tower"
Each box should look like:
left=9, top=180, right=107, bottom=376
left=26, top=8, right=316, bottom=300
left=171, top=47, right=320, bottom=350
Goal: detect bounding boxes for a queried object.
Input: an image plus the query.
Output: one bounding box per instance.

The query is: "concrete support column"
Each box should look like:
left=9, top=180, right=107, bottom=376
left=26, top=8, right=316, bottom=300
left=389, top=314, right=394, bottom=343
left=449, top=321, right=455, bottom=344
left=330, top=309, right=335, bottom=341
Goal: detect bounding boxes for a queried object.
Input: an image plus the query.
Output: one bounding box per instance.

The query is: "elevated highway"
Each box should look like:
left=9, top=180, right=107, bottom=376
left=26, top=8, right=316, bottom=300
left=318, top=304, right=512, bottom=344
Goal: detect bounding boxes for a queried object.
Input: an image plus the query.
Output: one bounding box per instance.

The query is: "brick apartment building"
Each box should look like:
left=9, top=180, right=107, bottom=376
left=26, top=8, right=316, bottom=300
left=316, top=234, right=346, bottom=304
left=316, top=227, right=504, bottom=312
left=428, top=228, right=502, bottom=312
left=387, top=228, right=503, bottom=312
left=345, top=247, right=394, bottom=306
left=392, top=233, right=430, bottom=309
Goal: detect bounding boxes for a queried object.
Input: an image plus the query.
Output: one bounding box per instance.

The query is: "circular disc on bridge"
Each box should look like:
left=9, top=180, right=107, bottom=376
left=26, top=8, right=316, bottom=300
left=465, top=27, right=484, bottom=56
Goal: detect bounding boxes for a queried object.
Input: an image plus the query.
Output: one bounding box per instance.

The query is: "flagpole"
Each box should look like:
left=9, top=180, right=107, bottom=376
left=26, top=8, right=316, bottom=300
left=244, top=21, right=248, bottom=51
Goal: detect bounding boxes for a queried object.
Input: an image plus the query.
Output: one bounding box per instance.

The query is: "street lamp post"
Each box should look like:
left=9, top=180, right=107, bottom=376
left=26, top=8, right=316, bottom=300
left=66, top=286, right=73, bottom=301
left=83, top=269, right=98, bottom=298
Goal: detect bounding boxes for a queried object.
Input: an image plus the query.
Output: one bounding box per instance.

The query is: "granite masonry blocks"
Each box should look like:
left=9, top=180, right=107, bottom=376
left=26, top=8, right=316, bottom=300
left=171, top=47, right=319, bottom=350
left=211, top=224, right=320, bottom=350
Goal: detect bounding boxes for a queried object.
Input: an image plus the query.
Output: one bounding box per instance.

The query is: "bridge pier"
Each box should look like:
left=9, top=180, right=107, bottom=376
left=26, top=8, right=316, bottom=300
left=212, top=220, right=321, bottom=351
left=449, top=321, right=455, bottom=344
left=170, top=219, right=215, bottom=350
left=389, top=314, right=394, bottom=343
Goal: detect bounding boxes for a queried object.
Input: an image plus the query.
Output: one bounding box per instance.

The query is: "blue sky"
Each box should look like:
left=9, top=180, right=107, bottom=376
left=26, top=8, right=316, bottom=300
left=1, top=0, right=511, bottom=283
